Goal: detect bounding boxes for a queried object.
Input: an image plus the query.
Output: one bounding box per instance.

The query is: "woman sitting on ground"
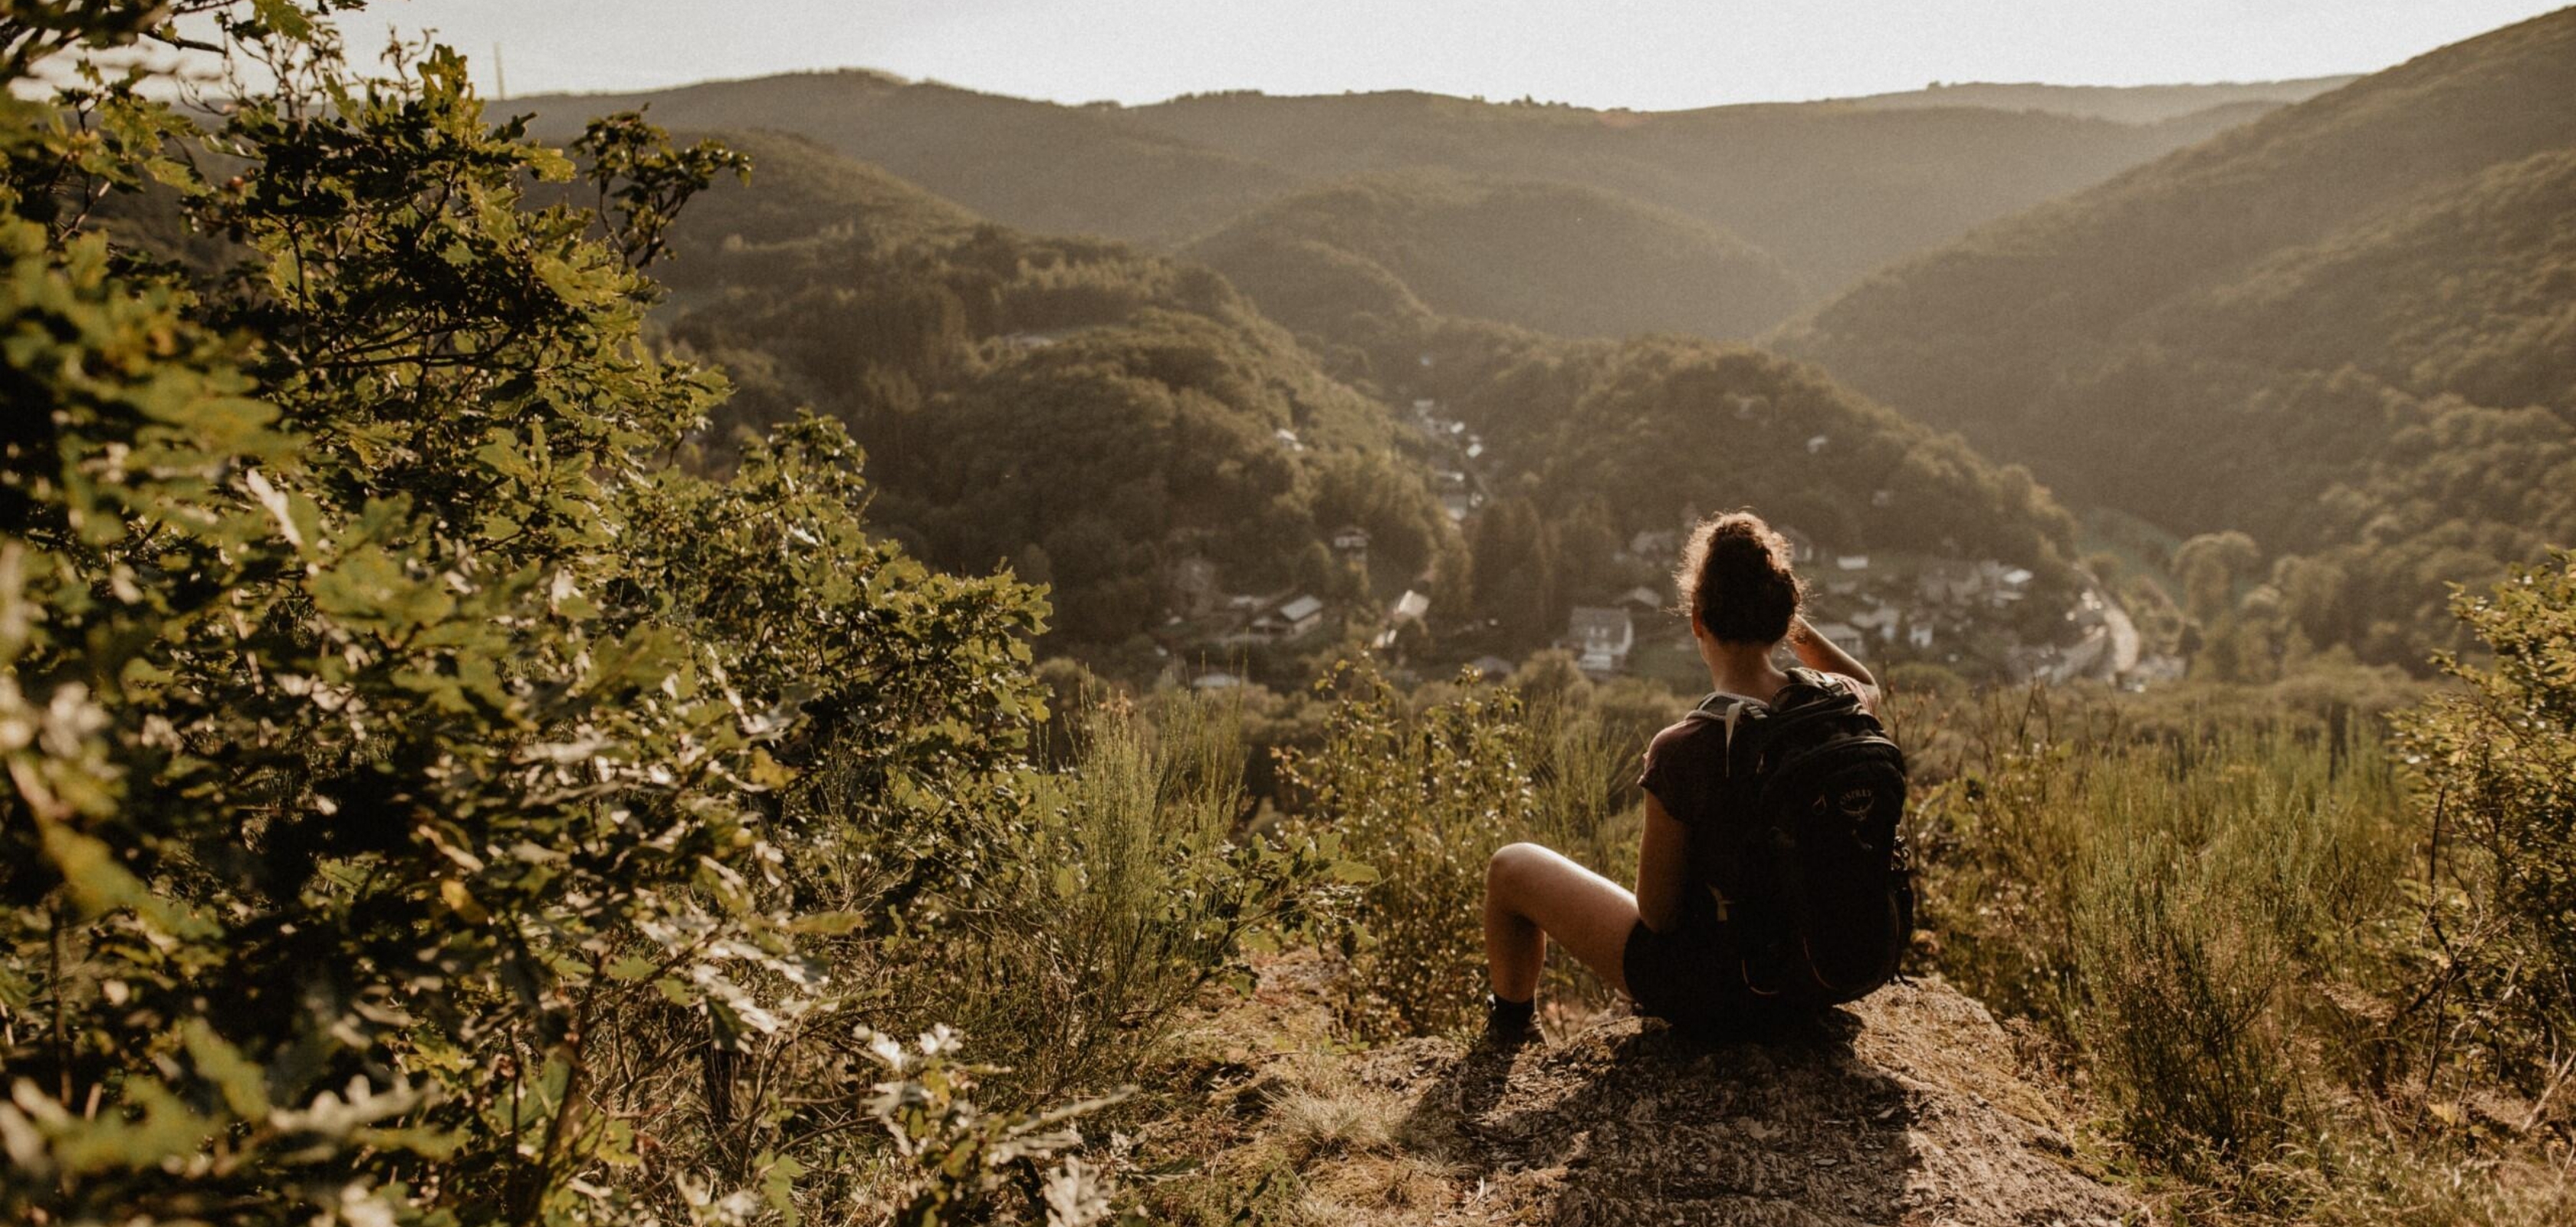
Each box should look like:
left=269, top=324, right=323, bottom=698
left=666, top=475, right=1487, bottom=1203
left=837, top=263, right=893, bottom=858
left=1480, top=510, right=1881, bottom=1040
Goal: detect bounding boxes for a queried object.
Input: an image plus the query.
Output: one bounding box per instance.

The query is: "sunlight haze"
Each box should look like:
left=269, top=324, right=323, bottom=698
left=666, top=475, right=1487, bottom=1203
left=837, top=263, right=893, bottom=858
left=341, top=0, right=2574, bottom=107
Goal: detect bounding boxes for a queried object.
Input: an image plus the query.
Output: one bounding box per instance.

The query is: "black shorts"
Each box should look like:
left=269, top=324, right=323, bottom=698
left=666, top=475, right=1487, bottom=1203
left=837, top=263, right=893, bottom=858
left=1622, top=919, right=1806, bottom=1033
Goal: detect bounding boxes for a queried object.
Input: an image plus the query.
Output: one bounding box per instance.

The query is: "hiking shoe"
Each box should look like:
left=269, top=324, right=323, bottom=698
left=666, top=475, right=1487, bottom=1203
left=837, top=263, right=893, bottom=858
left=1479, top=992, right=1543, bottom=1048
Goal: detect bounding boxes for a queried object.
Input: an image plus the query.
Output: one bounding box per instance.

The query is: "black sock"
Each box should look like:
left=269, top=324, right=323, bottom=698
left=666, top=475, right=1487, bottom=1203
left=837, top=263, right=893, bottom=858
left=1486, top=992, right=1535, bottom=1033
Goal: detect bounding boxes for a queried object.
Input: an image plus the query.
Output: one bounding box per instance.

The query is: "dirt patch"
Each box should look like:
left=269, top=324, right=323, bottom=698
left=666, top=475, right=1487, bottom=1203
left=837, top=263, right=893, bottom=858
left=1136, top=958, right=2136, bottom=1225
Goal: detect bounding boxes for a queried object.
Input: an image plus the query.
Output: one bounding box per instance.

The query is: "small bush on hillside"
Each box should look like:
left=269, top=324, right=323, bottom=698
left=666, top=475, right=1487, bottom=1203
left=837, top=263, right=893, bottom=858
left=892, top=694, right=1358, bottom=1102
left=1280, top=665, right=1637, bottom=1037
left=2390, top=549, right=2576, bottom=1098
left=2068, top=750, right=2393, bottom=1179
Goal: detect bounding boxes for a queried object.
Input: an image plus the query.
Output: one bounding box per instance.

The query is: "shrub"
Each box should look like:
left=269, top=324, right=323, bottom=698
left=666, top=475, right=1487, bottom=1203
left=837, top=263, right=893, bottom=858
left=883, top=692, right=1357, bottom=1103
left=1280, top=665, right=1636, bottom=1037
left=1911, top=689, right=2407, bottom=1202
left=2389, top=549, right=2576, bottom=1095
left=0, top=8, right=1309, bottom=1222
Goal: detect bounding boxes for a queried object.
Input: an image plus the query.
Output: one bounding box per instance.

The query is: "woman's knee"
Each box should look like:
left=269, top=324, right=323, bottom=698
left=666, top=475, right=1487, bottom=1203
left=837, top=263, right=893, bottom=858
left=1486, top=841, right=1555, bottom=896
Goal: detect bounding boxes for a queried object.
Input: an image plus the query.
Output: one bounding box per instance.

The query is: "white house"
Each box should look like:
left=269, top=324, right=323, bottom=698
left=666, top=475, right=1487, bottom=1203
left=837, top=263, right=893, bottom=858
left=1331, top=525, right=1372, bottom=556
left=1566, top=606, right=1636, bottom=676
left=1372, top=589, right=1433, bottom=650
left=1985, top=562, right=2036, bottom=604
left=1250, top=594, right=1326, bottom=640
left=1921, top=559, right=2038, bottom=608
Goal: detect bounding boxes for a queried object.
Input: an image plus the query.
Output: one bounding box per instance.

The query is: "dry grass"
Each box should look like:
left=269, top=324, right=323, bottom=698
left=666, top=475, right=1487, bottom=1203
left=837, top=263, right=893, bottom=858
left=1269, top=1062, right=1404, bottom=1159
left=1291, top=1153, right=1459, bottom=1225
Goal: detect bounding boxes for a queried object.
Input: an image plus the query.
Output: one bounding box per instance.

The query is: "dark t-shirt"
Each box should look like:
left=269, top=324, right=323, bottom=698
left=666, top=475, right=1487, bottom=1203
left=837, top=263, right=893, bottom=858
left=1638, top=709, right=1734, bottom=830
left=1638, top=712, right=1743, bottom=926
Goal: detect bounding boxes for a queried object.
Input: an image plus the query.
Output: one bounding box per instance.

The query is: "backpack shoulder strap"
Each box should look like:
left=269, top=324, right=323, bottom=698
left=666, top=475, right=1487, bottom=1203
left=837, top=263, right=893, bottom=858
left=1687, top=690, right=1759, bottom=779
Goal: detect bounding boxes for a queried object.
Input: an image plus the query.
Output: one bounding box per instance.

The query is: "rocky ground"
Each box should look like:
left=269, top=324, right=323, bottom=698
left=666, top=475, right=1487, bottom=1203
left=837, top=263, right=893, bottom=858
left=1129, top=955, right=2138, bottom=1225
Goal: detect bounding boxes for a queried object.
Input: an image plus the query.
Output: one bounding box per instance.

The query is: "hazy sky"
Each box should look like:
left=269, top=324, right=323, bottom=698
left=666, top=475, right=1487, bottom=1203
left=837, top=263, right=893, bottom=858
left=320, top=1, right=2572, bottom=110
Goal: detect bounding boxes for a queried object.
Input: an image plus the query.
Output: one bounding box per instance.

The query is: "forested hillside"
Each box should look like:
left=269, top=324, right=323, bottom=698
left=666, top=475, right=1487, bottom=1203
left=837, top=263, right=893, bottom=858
left=1123, top=88, right=2270, bottom=296
left=1185, top=171, right=1804, bottom=338
left=646, top=125, right=2083, bottom=677
left=518, top=68, right=2285, bottom=324
left=1782, top=7, right=2576, bottom=667
left=661, top=129, right=978, bottom=258
left=518, top=70, right=1295, bottom=242
left=1179, top=217, right=2086, bottom=668
left=658, top=205, right=1457, bottom=655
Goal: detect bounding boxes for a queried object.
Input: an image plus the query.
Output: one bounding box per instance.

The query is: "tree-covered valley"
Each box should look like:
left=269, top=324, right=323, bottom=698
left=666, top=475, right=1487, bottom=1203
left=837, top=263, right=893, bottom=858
left=1783, top=8, right=2576, bottom=672
left=646, top=122, right=2085, bottom=692
left=7, top=4, right=2576, bottom=1226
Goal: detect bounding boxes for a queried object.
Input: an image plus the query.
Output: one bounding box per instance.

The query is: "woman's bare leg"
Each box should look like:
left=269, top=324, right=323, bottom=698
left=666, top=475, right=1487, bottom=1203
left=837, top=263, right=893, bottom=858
left=1484, top=841, right=1639, bottom=1002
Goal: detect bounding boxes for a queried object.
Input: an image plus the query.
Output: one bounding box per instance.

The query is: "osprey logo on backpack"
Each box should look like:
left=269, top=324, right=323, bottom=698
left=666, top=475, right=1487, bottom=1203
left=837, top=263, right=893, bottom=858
left=1694, top=668, right=1915, bottom=1008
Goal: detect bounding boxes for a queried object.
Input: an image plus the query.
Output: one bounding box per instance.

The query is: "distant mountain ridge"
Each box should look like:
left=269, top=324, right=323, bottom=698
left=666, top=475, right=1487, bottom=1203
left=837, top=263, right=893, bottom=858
left=1119, top=88, right=2271, bottom=298
left=1835, top=75, right=2357, bottom=123
left=513, top=68, right=2312, bottom=331
left=518, top=71, right=1295, bottom=246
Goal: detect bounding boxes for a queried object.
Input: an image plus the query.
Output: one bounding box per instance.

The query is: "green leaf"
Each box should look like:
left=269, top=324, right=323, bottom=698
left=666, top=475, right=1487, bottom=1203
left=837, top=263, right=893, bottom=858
left=788, top=910, right=868, bottom=936
left=182, top=1021, right=271, bottom=1119
left=251, top=0, right=314, bottom=38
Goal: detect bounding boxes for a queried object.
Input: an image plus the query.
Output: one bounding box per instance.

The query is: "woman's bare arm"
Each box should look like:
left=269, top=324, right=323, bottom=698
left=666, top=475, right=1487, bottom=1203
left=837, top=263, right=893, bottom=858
left=1635, top=792, right=1691, bottom=933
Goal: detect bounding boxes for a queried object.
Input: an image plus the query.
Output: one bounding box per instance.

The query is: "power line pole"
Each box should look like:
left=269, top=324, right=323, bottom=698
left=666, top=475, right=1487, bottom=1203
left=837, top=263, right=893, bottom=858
left=493, top=42, right=507, bottom=100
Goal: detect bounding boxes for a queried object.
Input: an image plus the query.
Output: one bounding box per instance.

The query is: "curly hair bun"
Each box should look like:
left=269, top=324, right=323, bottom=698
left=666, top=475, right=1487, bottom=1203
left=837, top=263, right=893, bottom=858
left=1674, top=511, right=1803, bottom=643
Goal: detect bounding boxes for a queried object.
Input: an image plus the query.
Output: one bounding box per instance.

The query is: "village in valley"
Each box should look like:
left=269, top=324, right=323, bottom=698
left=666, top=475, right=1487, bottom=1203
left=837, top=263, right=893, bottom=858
left=1158, top=394, right=2174, bottom=697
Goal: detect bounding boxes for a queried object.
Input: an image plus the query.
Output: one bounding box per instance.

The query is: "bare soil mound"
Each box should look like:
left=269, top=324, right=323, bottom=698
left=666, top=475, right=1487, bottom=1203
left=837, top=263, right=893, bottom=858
left=1145, top=958, right=2136, bottom=1225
